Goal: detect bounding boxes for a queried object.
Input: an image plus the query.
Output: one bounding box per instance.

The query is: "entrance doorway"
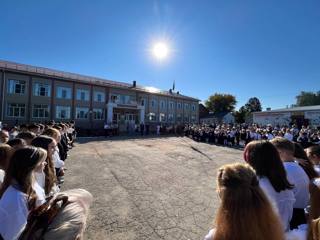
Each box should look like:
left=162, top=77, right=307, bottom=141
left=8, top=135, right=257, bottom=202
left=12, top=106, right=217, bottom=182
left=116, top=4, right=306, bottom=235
left=113, top=108, right=139, bottom=132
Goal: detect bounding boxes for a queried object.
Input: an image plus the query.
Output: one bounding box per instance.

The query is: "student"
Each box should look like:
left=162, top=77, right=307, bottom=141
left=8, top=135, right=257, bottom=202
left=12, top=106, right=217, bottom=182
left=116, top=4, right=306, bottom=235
left=6, top=138, right=27, bottom=150
left=271, top=137, right=310, bottom=229
left=42, top=128, right=65, bottom=179
left=306, top=145, right=320, bottom=176
left=244, top=140, right=295, bottom=231
left=31, top=136, right=59, bottom=197
left=204, top=163, right=284, bottom=240
left=0, top=131, right=9, bottom=144
left=0, top=146, right=47, bottom=239
left=0, top=144, right=13, bottom=185
left=293, top=142, right=318, bottom=180
left=16, top=131, right=36, bottom=145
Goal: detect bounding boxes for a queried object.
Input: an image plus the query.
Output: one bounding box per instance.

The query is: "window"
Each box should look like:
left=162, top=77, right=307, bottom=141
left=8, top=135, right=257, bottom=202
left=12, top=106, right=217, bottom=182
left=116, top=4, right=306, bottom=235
left=160, top=101, right=166, bottom=109
left=184, top=115, right=189, bottom=122
left=177, top=114, right=182, bottom=122
left=177, top=103, right=182, bottom=109
left=185, top=103, right=189, bottom=110
left=192, top=104, right=196, bottom=111
left=56, top=106, right=71, bottom=119
left=168, top=113, right=174, bottom=122
left=140, top=98, right=145, bottom=106
left=160, top=113, right=166, bottom=122
left=110, top=95, right=118, bottom=103
left=76, top=107, right=89, bottom=119
left=33, top=104, right=49, bottom=118
left=6, top=103, right=26, bottom=117
left=93, top=108, right=104, bottom=120
left=8, top=80, right=26, bottom=95
left=148, top=112, right=156, bottom=121
left=94, top=91, right=105, bottom=102
left=191, top=115, right=196, bottom=123
left=76, top=89, right=90, bottom=101
left=56, top=87, right=72, bottom=99
left=33, top=82, right=51, bottom=97
left=151, top=99, right=157, bottom=108
left=169, top=101, right=174, bottom=110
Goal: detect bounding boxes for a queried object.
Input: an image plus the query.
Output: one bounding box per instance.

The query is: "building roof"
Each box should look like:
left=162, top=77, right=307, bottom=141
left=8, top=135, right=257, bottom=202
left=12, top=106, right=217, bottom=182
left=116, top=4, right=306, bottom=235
left=254, top=105, right=320, bottom=114
left=0, top=59, right=199, bottom=102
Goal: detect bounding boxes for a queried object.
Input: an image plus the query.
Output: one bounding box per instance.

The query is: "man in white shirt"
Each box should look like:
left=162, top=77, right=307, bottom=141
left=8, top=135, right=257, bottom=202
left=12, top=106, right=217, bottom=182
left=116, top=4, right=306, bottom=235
left=271, top=137, right=309, bottom=229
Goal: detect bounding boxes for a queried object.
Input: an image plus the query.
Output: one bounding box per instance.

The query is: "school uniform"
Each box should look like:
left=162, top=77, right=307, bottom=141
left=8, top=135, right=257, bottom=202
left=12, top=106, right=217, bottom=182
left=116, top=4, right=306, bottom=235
left=0, top=186, right=29, bottom=240
left=259, top=177, right=295, bottom=231
left=284, top=161, right=309, bottom=229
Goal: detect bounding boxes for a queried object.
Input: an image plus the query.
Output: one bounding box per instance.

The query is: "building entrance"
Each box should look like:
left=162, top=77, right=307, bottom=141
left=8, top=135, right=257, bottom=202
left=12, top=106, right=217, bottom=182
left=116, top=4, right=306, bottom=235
left=113, top=108, right=139, bottom=132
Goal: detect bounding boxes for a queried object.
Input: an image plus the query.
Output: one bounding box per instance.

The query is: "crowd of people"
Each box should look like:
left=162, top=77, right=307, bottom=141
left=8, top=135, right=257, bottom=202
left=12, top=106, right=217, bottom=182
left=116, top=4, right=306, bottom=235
left=204, top=138, right=320, bottom=240
left=185, top=123, right=320, bottom=148
left=0, top=121, right=92, bottom=240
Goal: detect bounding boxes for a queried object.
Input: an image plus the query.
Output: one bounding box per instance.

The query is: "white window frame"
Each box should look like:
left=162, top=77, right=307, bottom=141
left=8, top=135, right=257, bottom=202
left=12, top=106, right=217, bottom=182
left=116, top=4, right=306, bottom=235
left=76, top=89, right=90, bottom=101
left=56, top=87, right=72, bottom=99
left=33, top=82, right=51, bottom=97
left=148, top=112, right=156, bottom=121
left=177, top=103, right=182, bottom=109
left=76, top=107, right=89, bottom=119
left=93, top=108, right=104, bottom=120
left=94, top=91, right=105, bottom=102
left=6, top=103, right=26, bottom=118
left=32, top=104, right=50, bottom=118
left=160, top=113, right=166, bottom=122
left=56, top=106, right=71, bottom=119
left=7, top=79, right=26, bottom=95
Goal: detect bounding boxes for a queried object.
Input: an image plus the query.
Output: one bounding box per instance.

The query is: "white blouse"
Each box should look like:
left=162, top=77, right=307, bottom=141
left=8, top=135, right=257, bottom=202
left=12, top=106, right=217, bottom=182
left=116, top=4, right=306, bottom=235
left=284, top=162, right=309, bottom=209
left=0, top=186, right=28, bottom=240
left=259, top=177, right=295, bottom=231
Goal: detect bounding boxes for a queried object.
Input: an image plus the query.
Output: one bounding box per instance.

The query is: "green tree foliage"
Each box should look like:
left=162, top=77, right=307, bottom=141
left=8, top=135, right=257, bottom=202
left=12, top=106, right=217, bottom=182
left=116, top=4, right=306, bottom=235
left=244, top=97, right=262, bottom=112
left=205, top=93, right=237, bottom=114
left=233, top=106, right=247, bottom=123
left=296, top=91, right=320, bottom=106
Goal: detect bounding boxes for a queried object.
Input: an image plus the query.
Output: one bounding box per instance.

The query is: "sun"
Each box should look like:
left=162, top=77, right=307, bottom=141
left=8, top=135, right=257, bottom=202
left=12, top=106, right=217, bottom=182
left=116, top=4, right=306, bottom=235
left=152, top=42, right=169, bottom=60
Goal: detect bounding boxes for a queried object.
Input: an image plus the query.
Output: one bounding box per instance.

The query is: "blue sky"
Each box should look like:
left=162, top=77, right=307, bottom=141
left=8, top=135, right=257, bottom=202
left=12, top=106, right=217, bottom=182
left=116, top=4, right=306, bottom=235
left=1, top=0, right=320, bottom=110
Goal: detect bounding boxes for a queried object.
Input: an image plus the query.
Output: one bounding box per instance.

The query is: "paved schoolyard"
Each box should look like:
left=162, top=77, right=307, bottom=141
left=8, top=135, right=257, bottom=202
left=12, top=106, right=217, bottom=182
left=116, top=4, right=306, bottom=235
left=63, top=136, right=243, bottom=240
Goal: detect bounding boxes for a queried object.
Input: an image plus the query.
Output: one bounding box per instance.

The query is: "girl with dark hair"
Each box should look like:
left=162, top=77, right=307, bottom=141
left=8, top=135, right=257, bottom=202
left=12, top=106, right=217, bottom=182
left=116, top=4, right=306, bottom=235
left=0, top=146, right=47, bottom=239
left=244, top=140, right=295, bottom=231
left=204, top=163, right=285, bottom=240
left=31, top=136, right=59, bottom=196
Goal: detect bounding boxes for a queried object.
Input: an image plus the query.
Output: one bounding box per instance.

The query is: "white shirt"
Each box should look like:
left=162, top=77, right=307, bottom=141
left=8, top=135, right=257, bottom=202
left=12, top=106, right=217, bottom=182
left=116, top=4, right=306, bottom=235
left=33, top=180, right=46, bottom=206
left=284, top=162, right=309, bottom=209
left=0, top=169, right=5, bottom=185
left=284, top=133, right=293, bottom=141
left=204, top=228, right=215, bottom=240
left=259, top=177, right=295, bottom=231
left=53, top=147, right=64, bottom=169
left=0, top=186, right=28, bottom=240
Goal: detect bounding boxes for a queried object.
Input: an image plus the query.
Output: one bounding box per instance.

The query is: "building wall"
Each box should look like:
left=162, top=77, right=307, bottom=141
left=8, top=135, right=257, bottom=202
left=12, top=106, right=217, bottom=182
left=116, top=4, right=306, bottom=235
left=0, top=69, right=199, bottom=129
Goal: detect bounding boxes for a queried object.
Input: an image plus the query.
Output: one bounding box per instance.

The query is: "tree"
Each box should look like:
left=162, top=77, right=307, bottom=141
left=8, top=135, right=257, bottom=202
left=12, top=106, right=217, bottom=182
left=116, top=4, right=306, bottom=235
left=205, top=93, right=237, bottom=114
left=244, top=97, right=262, bottom=112
left=233, top=106, right=247, bottom=123
left=296, top=91, right=320, bottom=106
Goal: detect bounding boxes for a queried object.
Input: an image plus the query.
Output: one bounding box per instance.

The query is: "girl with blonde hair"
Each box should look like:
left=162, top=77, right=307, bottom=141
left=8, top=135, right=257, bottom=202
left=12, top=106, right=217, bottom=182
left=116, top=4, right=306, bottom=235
left=204, top=163, right=285, bottom=240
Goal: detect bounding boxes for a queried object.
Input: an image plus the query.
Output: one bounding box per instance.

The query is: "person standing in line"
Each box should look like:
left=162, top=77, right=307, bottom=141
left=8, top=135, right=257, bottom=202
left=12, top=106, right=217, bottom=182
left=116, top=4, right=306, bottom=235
left=204, top=163, right=285, bottom=240
left=271, top=137, right=310, bottom=230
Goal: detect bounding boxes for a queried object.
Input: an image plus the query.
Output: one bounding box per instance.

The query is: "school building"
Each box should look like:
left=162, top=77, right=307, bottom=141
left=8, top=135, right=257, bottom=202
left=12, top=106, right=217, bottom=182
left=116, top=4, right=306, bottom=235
left=0, top=60, right=199, bottom=131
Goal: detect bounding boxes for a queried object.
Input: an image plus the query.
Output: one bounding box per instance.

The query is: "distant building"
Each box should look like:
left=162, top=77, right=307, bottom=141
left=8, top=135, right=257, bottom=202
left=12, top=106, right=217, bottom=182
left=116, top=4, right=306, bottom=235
left=200, top=112, right=235, bottom=125
left=252, top=105, right=320, bottom=127
left=0, top=60, right=199, bottom=131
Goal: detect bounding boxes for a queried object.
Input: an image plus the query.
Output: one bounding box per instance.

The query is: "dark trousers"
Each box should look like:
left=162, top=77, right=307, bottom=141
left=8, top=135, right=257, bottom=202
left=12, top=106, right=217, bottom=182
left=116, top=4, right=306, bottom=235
left=290, top=208, right=306, bottom=230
